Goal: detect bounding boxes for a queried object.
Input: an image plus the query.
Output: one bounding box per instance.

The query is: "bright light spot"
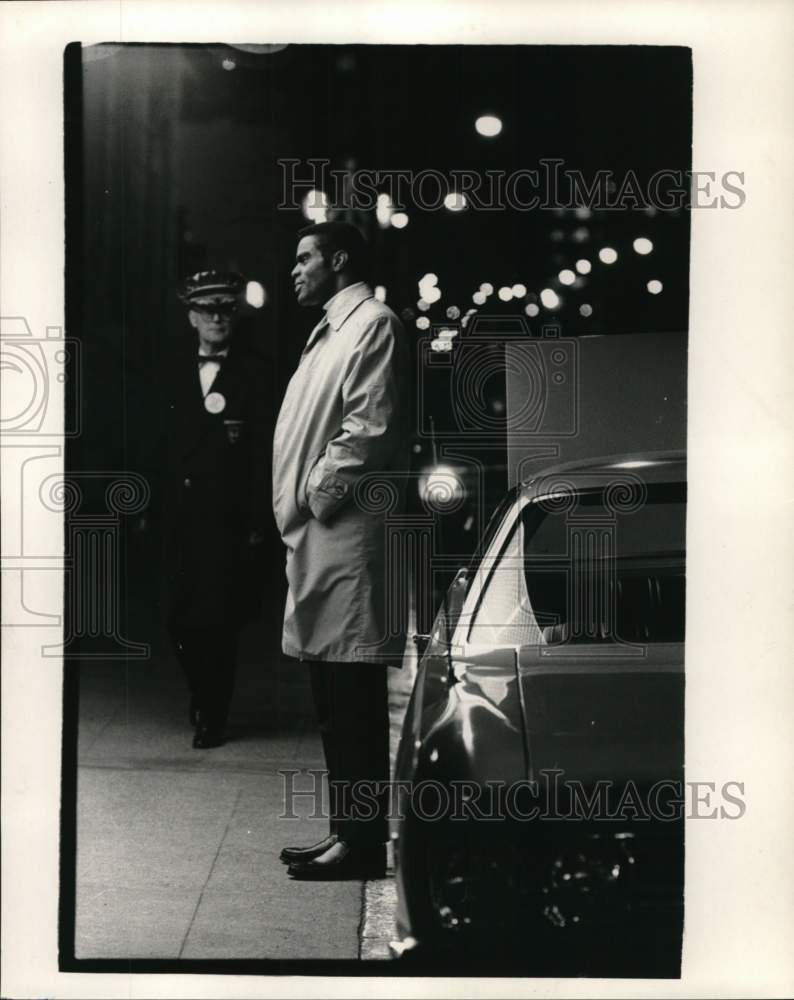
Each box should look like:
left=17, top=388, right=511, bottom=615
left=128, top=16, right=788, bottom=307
left=573, top=227, right=589, bottom=243
left=302, top=189, right=328, bottom=223
left=472, top=291, right=486, bottom=305
left=479, top=282, right=494, bottom=296
left=245, top=281, right=266, bottom=308
left=647, top=279, right=663, bottom=295
left=391, top=212, right=409, bottom=229
left=416, top=316, right=430, bottom=330
left=598, top=246, right=618, bottom=264
left=444, top=192, right=467, bottom=212
left=558, top=269, right=576, bottom=286
left=222, top=58, right=236, bottom=71
left=376, top=193, right=393, bottom=228
left=430, top=338, right=453, bottom=353
left=446, top=306, right=461, bottom=320
left=579, top=303, right=593, bottom=318
left=417, top=299, right=430, bottom=312
left=512, top=283, right=527, bottom=298
left=540, top=288, right=560, bottom=309
left=418, top=273, right=438, bottom=303
left=575, top=207, right=591, bottom=220
left=525, top=303, right=540, bottom=317
left=633, top=237, right=653, bottom=255
left=438, top=327, right=458, bottom=340
left=374, top=285, right=387, bottom=302
left=575, top=259, right=592, bottom=275
left=422, top=465, right=464, bottom=501
left=498, top=286, right=514, bottom=302
left=475, top=115, right=502, bottom=137
left=614, top=460, right=655, bottom=469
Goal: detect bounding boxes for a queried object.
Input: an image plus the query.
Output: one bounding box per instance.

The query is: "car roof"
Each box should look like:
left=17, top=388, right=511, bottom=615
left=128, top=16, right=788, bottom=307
left=520, top=450, right=686, bottom=499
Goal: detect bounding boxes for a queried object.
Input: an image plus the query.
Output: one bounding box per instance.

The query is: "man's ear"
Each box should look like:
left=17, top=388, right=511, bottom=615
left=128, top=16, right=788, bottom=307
left=331, top=249, right=349, bottom=273
left=187, top=310, right=199, bottom=330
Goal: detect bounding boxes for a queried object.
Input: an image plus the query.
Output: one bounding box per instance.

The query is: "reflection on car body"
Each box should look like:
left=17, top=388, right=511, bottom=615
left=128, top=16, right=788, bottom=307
left=392, top=452, right=686, bottom=976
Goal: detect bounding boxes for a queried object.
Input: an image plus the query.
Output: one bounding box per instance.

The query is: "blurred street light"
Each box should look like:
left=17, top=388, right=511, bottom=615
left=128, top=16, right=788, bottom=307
left=245, top=281, right=266, bottom=308
left=475, top=115, right=502, bottom=137
left=302, top=189, right=328, bottom=223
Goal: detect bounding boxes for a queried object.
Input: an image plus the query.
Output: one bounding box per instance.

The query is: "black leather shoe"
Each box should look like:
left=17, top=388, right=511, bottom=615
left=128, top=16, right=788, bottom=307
left=192, top=722, right=225, bottom=749
left=279, top=833, right=338, bottom=865
left=287, top=841, right=386, bottom=880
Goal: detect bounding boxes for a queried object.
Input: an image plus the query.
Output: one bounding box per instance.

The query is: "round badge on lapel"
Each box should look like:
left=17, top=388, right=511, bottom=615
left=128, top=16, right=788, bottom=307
left=204, top=391, right=226, bottom=414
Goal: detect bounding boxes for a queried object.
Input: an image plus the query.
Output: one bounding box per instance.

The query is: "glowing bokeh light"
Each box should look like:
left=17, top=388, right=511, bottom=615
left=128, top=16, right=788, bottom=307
left=245, top=281, right=266, bottom=308
left=416, top=316, right=430, bottom=330
left=302, top=189, right=328, bottom=223
left=443, top=192, right=467, bottom=212
left=376, top=193, right=393, bottom=228
left=498, top=286, right=514, bottom=302
left=540, top=288, right=560, bottom=309
left=512, top=283, right=527, bottom=298
left=647, top=279, right=663, bottom=295
left=390, top=212, right=409, bottom=229
left=472, top=291, right=486, bottom=305
left=575, top=259, right=592, bottom=275
left=633, top=237, right=653, bottom=255
left=475, top=115, right=502, bottom=137
left=525, top=303, right=540, bottom=317
left=579, top=303, right=593, bottom=318
left=598, top=247, right=618, bottom=264
left=558, top=269, right=576, bottom=286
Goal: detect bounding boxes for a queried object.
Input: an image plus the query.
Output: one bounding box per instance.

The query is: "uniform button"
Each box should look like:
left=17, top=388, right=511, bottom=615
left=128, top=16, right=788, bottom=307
left=183, top=478, right=192, bottom=488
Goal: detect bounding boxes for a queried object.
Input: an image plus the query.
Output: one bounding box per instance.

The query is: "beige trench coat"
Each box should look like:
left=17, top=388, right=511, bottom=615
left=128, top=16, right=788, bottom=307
left=272, top=282, right=410, bottom=664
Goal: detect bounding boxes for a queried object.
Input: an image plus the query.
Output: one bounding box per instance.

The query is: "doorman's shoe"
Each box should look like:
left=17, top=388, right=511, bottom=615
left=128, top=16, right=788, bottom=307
left=280, top=833, right=339, bottom=865
left=192, top=721, right=225, bottom=749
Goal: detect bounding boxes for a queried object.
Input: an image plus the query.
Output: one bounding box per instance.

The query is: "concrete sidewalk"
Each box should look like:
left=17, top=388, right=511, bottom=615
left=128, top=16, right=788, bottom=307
left=74, top=613, right=414, bottom=961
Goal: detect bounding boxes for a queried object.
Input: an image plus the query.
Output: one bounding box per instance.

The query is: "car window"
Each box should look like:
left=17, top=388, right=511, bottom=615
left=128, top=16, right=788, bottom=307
left=467, top=484, right=686, bottom=647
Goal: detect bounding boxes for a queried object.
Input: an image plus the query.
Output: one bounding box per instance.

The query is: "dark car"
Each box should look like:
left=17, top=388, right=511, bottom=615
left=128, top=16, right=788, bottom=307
left=391, top=452, right=686, bottom=976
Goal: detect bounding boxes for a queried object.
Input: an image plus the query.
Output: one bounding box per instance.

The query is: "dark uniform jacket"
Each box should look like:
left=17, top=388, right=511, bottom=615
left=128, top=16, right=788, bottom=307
left=149, top=340, right=271, bottom=631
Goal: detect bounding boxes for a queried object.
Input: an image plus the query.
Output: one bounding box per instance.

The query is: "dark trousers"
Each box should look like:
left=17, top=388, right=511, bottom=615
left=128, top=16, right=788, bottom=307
left=169, top=624, right=238, bottom=729
left=309, top=661, right=390, bottom=847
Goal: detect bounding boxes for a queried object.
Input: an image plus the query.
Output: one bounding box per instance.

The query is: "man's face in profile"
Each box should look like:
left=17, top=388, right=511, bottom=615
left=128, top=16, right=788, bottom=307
left=292, top=235, right=335, bottom=307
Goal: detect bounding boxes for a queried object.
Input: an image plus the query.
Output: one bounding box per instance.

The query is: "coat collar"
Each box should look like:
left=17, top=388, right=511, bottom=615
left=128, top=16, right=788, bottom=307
left=323, top=281, right=373, bottom=332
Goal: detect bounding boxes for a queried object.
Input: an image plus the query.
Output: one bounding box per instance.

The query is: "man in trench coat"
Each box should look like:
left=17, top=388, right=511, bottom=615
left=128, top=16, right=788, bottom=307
left=272, top=221, right=409, bottom=879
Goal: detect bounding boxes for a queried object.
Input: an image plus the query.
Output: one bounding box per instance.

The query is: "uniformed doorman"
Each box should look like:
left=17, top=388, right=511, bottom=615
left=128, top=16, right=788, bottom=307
left=151, top=270, right=270, bottom=748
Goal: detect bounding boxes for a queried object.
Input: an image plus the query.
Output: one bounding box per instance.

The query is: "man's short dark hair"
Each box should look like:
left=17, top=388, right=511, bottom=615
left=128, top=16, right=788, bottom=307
left=298, top=221, right=370, bottom=280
